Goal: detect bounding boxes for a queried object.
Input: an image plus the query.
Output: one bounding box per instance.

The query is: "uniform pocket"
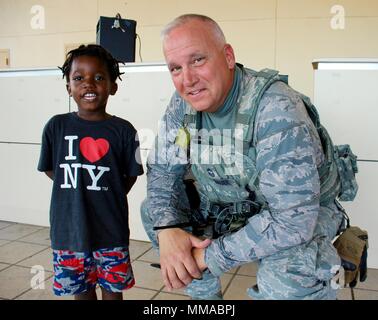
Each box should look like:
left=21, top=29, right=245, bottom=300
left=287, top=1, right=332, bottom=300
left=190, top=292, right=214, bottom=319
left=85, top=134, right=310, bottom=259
left=286, top=241, right=318, bottom=280
left=334, top=144, right=358, bottom=201
left=286, top=237, right=340, bottom=284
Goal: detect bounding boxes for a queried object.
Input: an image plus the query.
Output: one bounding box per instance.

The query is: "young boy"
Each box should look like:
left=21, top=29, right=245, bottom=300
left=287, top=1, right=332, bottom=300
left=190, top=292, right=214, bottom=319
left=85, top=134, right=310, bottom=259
left=38, top=44, right=144, bottom=300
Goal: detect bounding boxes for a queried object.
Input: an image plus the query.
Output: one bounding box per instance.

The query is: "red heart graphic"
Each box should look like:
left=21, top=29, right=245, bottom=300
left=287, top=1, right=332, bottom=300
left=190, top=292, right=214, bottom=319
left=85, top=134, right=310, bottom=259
left=79, top=137, right=109, bottom=163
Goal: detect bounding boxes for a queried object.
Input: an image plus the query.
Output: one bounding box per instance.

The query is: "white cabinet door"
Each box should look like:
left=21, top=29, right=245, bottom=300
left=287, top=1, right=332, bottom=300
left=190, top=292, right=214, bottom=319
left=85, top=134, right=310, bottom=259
left=0, top=143, right=51, bottom=226
left=342, top=162, right=378, bottom=268
left=314, top=69, right=378, bottom=160
left=0, top=70, right=68, bottom=143
left=313, top=61, right=378, bottom=268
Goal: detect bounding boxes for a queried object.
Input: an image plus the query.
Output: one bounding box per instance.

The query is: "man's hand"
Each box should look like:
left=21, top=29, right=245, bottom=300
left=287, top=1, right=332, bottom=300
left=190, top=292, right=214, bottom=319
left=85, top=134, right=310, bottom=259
left=157, top=228, right=211, bottom=290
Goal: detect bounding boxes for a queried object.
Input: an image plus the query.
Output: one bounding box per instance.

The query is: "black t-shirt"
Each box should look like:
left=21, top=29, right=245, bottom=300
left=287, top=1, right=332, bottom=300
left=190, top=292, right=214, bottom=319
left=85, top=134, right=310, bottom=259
left=38, top=112, right=144, bottom=251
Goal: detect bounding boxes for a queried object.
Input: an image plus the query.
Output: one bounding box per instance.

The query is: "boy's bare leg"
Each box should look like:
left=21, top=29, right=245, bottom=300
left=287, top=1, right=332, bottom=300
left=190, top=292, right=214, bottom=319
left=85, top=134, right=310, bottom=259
left=101, top=287, right=123, bottom=300
left=74, top=288, right=97, bottom=300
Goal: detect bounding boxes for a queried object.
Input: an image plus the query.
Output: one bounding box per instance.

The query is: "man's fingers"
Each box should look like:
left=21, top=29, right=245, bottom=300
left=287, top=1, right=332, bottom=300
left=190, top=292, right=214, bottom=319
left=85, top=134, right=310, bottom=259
left=162, top=259, right=195, bottom=290
left=161, top=265, right=173, bottom=291
left=166, top=265, right=187, bottom=289
left=179, top=253, right=202, bottom=279
left=174, top=263, right=195, bottom=286
left=191, top=237, right=211, bottom=249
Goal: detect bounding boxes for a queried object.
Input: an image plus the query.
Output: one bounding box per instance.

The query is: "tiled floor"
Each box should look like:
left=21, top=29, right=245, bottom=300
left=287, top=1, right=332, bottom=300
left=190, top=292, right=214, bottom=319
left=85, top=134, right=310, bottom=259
left=0, top=220, right=377, bottom=300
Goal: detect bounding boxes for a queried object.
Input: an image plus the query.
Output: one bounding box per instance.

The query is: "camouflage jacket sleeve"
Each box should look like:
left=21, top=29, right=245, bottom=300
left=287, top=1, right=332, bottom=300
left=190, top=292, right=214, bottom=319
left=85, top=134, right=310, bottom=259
left=205, top=82, right=323, bottom=276
left=146, top=92, right=192, bottom=228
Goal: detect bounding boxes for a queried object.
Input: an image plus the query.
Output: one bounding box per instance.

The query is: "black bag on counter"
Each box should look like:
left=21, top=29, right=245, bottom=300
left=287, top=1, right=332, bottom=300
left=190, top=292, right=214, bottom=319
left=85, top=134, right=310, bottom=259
left=96, top=13, right=136, bottom=63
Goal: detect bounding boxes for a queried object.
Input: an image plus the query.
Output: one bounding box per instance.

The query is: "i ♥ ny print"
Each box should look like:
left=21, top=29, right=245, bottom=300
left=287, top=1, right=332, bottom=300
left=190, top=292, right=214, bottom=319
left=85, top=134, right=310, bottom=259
left=59, top=135, right=110, bottom=191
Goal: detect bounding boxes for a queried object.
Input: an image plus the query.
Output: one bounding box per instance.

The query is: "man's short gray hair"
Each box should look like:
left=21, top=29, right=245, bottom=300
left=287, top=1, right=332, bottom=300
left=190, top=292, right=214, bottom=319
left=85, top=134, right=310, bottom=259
left=161, top=14, right=226, bottom=46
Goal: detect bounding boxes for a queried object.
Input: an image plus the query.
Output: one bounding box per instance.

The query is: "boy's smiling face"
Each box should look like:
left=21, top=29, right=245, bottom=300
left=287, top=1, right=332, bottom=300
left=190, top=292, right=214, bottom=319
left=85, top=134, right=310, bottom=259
left=66, top=55, right=117, bottom=120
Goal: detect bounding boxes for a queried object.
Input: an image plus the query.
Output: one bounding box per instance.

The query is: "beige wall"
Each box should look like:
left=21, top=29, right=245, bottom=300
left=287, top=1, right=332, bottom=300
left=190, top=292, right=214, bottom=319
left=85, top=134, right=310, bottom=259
left=0, top=0, right=377, bottom=98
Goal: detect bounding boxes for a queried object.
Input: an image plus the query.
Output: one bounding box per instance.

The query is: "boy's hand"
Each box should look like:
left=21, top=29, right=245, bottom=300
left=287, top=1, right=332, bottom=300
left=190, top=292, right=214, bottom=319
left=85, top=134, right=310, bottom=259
left=45, top=171, right=54, bottom=180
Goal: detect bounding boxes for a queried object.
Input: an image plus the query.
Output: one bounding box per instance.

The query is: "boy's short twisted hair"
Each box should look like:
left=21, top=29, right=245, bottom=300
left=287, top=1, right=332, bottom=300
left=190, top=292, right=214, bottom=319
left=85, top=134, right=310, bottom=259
left=60, top=44, right=123, bottom=82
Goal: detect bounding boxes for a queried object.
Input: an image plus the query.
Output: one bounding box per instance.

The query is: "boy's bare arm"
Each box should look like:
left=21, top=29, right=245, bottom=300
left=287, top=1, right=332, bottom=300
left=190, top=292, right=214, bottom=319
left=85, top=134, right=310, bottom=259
left=124, top=176, right=137, bottom=195
left=45, top=171, right=54, bottom=180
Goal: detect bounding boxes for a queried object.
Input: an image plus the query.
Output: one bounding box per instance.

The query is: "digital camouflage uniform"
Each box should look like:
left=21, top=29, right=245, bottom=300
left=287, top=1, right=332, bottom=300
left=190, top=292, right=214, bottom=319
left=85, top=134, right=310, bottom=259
left=141, top=65, right=344, bottom=300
